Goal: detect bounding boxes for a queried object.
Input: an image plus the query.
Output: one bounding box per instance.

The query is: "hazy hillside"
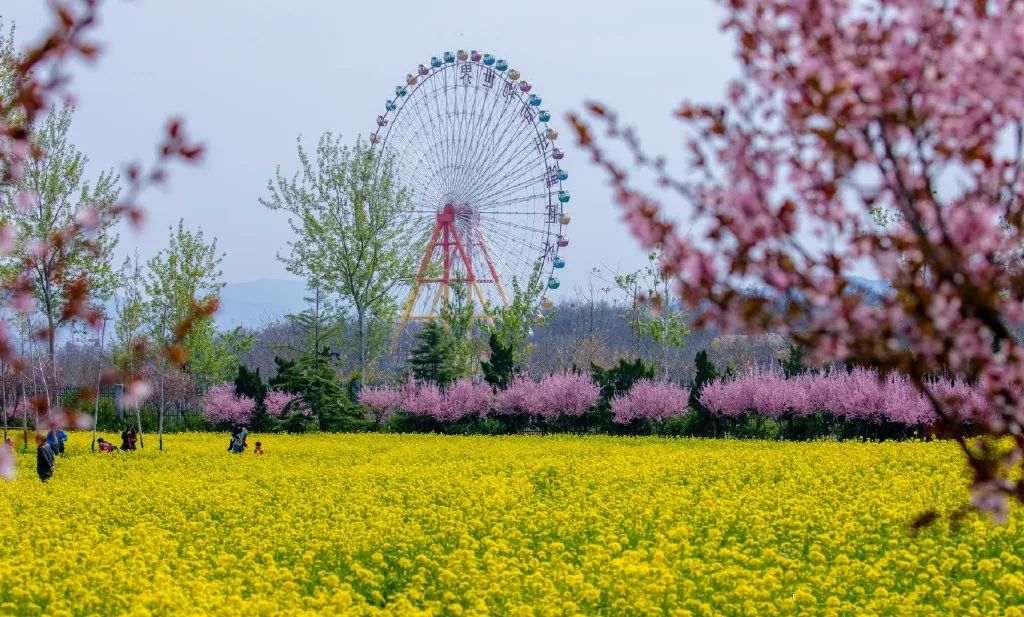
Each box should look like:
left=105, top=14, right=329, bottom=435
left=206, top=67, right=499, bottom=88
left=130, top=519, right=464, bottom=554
left=216, top=279, right=308, bottom=329
left=215, top=276, right=892, bottom=330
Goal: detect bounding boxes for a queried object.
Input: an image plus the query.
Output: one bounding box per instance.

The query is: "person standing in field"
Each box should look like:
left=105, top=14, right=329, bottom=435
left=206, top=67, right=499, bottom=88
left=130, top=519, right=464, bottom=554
left=36, top=434, right=55, bottom=482
left=230, top=426, right=248, bottom=454
left=228, top=426, right=240, bottom=452
left=46, top=428, right=67, bottom=456
left=121, top=425, right=137, bottom=451
left=254, top=441, right=264, bottom=455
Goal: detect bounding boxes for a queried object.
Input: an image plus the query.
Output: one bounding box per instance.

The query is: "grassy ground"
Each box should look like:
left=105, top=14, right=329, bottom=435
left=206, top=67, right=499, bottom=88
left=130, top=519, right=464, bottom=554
left=0, top=432, right=1021, bottom=616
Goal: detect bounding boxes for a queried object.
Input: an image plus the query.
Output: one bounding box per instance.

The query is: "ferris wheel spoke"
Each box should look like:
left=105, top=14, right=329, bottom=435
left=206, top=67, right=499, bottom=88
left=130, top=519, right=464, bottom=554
left=449, top=80, right=477, bottom=197
left=465, top=94, right=545, bottom=197
left=465, top=137, right=554, bottom=204
left=476, top=218, right=549, bottom=256
left=438, top=70, right=461, bottom=200
left=407, top=81, right=456, bottom=199
left=453, top=82, right=530, bottom=198
left=475, top=193, right=550, bottom=213
left=386, top=137, right=445, bottom=206
left=460, top=77, right=518, bottom=196
left=450, top=77, right=518, bottom=202
left=382, top=84, right=452, bottom=201
left=456, top=95, right=535, bottom=201
left=473, top=226, right=523, bottom=284
left=392, top=151, right=445, bottom=209
left=477, top=213, right=551, bottom=238
left=468, top=165, right=550, bottom=210
left=450, top=73, right=493, bottom=203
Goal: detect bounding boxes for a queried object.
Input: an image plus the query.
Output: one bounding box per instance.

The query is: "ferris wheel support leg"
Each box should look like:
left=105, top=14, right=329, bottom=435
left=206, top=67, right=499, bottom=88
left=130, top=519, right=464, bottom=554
left=395, top=223, right=445, bottom=342
left=447, top=223, right=487, bottom=318
left=476, top=229, right=509, bottom=306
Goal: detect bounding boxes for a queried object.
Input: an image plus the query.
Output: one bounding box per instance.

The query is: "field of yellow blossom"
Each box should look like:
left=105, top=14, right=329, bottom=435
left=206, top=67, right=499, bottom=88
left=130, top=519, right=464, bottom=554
left=0, top=432, right=1021, bottom=616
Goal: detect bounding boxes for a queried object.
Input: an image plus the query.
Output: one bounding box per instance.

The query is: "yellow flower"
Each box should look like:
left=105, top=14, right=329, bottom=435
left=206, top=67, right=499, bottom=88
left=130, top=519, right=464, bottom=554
left=0, top=433, right=1020, bottom=615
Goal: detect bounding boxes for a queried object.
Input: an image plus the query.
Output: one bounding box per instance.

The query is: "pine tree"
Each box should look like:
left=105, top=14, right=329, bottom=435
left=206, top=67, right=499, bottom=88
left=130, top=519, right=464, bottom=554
left=269, top=348, right=362, bottom=432
left=778, top=345, right=808, bottom=377
left=686, top=349, right=720, bottom=437
left=235, top=365, right=269, bottom=431
left=408, top=322, right=458, bottom=388
left=690, top=350, right=719, bottom=404
left=589, top=358, right=656, bottom=432
left=234, top=365, right=266, bottom=404
left=481, top=333, right=516, bottom=390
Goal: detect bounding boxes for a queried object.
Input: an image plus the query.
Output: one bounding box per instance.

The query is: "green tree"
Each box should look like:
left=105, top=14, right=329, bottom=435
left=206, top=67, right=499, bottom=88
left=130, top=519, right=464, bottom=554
left=438, top=283, right=483, bottom=381
left=408, top=322, right=459, bottom=388
left=144, top=220, right=243, bottom=386
left=234, top=364, right=269, bottom=430
left=0, top=104, right=120, bottom=359
left=589, top=357, right=656, bottom=432
left=261, top=134, right=419, bottom=375
left=481, top=333, right=516, bottom=390
left=488, top=260, right=548, bottom=363
left=778, top=345, right=809, bottom=378
left=286, top=282, right=344, bottom=358
left=188, top=322, right=253, bottom=386
left=269, top=349, right=364, bottom=432
left=607, top=251, right=690, bottom=376
left=686, top=349, right=720, bottom=437
left=111, top=252, right=146, bottom=373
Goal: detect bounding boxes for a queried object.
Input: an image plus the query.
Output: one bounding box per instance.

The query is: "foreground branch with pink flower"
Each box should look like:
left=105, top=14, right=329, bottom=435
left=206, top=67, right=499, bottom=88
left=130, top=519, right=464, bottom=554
left=570, top=0, right=1024, bottom=517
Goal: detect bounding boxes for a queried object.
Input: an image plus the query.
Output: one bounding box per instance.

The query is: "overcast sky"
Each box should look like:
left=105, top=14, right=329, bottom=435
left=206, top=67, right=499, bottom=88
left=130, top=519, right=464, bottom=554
left=2, top=1, right=737, bottom=293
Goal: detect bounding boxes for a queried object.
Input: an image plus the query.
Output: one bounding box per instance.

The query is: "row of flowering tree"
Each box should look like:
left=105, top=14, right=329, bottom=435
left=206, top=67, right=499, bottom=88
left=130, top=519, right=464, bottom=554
left=358, top=373, right=692, bottom=434
left=700, top=368, right=995, bottom=440
left=202, top=383, right=307, bottom=430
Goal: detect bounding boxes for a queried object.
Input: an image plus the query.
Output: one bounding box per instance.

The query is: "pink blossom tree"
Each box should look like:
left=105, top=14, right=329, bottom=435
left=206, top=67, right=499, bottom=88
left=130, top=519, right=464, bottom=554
left=533, top=373, right=601, bottom=421
left=443, top=379, right=491, bottom=422
left=357, top=386, right=402, bottom=424
left=264, top=390, right=300, bottom=418
left=612, top=380, right=691, bottom=424
left=202, top=383, right=255, bottom=426
left=400, top=380, right=446, bottom=419
left=572, top=0, right=1024, bottom=516
left=492, top=376, right=537, bottom=416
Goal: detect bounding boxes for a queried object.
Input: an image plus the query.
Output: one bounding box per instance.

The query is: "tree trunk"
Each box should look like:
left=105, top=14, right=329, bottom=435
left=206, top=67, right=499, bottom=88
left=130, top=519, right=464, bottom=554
left=358, top=309, right=367, bottom=376
left=158, top=376, right=165, bottom=451
left=2, top=374, right=7, bottom=442
left=91, top=369, right=101, bottom=453
left=21, top=382, right=29, bottom=451
left=38, top=359, right=51, bottom=445
left=136, top=403, right=144, bottom=449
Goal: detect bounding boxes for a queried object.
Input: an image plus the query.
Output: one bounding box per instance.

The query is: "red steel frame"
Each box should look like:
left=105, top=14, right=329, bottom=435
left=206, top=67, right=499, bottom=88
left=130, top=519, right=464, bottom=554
left=397, top=204, right=508, bottom=332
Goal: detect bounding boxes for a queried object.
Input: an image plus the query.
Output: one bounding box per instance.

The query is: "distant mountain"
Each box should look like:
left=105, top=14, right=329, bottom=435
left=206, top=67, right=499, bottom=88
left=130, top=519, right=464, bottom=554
left=843, top=276, right=892, bottom=298
left=213, top=276, right=894, bottom=330
left=216, top=278, right=308, bottom=329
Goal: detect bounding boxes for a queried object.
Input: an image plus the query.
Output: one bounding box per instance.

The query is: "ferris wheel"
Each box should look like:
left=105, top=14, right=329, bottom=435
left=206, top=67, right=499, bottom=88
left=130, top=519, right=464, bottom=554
left=371, top=49, right=569, bottom=328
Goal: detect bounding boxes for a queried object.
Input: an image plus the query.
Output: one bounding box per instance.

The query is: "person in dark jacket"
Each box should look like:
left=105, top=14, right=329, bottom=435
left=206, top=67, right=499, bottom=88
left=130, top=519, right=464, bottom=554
left=229, top=426, right=248, bottom=454
left=36, top=434, right=55, bottom=482
left=121, top=425, right=137, bottom=451
left=46, top=428, right=67, bottom=455
left=228, top=426, right=241, bottom=452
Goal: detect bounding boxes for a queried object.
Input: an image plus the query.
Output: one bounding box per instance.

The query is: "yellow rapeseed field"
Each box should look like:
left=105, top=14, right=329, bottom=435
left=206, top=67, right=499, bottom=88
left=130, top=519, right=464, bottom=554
left=0, top=433, right=1021, bottom=616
